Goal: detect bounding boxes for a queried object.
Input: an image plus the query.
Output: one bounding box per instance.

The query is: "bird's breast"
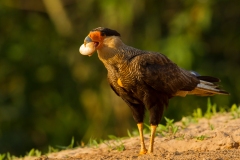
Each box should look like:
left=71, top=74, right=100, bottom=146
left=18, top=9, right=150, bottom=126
left=117, top=63, right=141, bottom=88
left=117, top=78, right=124, bottom=88
left=116, top=74, right=139, bottom=92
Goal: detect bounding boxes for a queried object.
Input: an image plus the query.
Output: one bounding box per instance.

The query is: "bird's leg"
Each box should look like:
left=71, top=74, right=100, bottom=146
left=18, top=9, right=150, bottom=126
left=148, top=125, right=157, bottom=153
left=137, top=123, right=147, bottom=155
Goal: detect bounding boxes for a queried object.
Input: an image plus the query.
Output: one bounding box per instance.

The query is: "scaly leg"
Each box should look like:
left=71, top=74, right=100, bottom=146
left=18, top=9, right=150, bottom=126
left=137, top=123, right=147, bottom=154
left=148, top=125, right=157, bottom=153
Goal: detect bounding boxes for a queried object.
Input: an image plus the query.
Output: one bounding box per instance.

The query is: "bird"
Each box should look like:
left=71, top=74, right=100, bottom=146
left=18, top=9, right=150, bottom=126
left=79, top=27, right=229, bottom=154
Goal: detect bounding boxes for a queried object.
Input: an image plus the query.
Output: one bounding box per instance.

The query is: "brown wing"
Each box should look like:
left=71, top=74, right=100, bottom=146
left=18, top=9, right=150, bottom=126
left=136, top=52, right=199, bottom=95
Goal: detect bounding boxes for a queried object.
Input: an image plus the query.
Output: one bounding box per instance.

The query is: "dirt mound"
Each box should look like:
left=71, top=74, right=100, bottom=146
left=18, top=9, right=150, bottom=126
left=32, top=113, right=240, bottom=160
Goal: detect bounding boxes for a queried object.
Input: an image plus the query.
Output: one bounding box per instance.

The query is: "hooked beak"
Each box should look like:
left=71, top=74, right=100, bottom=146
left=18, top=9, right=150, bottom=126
left=84, top=36, right=93, bottom=46
left=79, top=36, right=97, bottom=56
left=84, top=36, right=99, bottom=48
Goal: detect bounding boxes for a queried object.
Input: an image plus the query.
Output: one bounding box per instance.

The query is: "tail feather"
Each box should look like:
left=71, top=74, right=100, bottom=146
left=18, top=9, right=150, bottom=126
left=197, top=76, right=220, bottom=83
left=190, top=71, right=220, bottom=83
left=188, top=83, right=229, bottom=96
left=188, top=77, right=229, bottom=96
left=175, top=75, right=229, bottom=97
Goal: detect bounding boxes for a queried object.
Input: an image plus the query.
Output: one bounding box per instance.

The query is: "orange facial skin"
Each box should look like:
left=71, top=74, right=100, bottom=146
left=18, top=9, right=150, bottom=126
left=86, top=31, right=106, bottom=49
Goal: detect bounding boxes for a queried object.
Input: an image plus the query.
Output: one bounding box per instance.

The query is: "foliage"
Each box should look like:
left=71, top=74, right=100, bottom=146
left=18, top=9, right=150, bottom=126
left=127, top=129, right=132, bottom=138
left=0, top=0, right=239, bottom=156
left=27, top=148, right=41, bottom=157
left=55, top=137, right=75, bottom=150
left=0, top=154, right=5, bottom=160
left=204, top=98, right=217, bottom=119
left=230, top=104, right=240, bottom=119
left=209, top=123, right=214, bottom=130
left=88, top=138, right=100, bottom=148
left=192, top=108, right=203, bottom=119
left=0, top=103, right=239, bottom=159
left=86, top=135, right=125, bottom=151
left=157, top=117, right=179, bottom=137
left=104, top=135, right=125, bottom=151
left=181, top=116, right=198, bottom=128
left=196, top=135, right=208, bottom=141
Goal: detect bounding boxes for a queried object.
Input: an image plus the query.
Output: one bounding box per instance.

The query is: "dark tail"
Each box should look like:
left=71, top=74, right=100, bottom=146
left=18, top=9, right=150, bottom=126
left=175, top=71, right=229, bottom=97
left=188, top=76, right=229, bottom=96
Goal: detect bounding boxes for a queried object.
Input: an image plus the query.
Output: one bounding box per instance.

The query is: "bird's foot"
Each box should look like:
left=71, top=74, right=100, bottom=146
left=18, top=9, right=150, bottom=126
left=147, top=149, right=153, bottom=154
left=139, top=148, right=148, bottom=155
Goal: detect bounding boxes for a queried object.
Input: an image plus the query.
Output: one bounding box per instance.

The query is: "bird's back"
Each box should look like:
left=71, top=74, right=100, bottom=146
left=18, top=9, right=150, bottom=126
left=103, top=47, right=199, bottom=107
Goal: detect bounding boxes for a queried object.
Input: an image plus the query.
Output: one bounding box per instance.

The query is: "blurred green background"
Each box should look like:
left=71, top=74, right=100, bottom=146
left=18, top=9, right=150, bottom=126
left=0, top=0, right=239, bottom=156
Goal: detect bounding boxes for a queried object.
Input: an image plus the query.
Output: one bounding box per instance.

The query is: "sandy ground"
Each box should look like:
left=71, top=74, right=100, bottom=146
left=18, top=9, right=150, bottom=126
left=27, top=113, right=240, bottom=160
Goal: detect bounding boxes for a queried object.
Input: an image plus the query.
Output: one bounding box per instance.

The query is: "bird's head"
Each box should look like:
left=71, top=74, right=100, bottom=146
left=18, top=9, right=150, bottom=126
left=79, top=27, right=121, bottom=56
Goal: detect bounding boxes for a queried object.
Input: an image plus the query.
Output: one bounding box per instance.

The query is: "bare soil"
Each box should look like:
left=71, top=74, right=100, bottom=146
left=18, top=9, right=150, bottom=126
left=29, top=113, right=240, bottom=160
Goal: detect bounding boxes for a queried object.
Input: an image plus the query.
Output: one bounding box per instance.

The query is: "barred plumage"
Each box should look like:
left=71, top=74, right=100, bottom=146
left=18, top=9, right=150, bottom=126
left=79, top=27, right=229, bottom=154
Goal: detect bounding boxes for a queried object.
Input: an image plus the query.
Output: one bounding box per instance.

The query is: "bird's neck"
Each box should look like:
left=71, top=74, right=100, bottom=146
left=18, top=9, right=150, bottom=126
left=97, top=37, right=127, bottom=65
left=97, top=36, right=144, bottom=72
left=99, top=36, right=143, bottom=58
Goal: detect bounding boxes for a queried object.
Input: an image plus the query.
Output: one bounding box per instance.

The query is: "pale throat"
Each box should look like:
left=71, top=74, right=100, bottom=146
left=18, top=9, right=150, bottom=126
left=97, top=37, right=126, bottom=65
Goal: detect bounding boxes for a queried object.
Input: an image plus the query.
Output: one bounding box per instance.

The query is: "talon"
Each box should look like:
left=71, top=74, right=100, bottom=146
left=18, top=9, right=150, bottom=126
left=139, top=149, right=148, bottom=155
left=147, top=150, right=153, bottom=154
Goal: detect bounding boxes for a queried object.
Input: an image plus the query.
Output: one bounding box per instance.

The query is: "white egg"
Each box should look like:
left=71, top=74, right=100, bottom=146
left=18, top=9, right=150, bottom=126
left=79, top=42, right=96, bottom=56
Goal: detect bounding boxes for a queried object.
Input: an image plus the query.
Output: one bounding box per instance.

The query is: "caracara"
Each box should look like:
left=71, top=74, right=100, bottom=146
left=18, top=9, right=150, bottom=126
left=79, top=27, right=229, bottom=154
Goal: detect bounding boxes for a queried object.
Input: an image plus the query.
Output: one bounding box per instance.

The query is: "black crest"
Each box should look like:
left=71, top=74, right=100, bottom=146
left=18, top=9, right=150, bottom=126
left=91, top=27, right=121, bottom=37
